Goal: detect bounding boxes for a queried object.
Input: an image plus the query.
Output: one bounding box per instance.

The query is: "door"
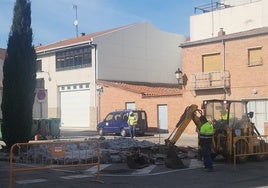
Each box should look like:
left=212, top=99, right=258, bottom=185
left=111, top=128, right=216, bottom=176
left=158, top=105, right=168, bottom=133
left=248, top=100, right=268, bottom=135
left=61, top=90, right=90, bottom=127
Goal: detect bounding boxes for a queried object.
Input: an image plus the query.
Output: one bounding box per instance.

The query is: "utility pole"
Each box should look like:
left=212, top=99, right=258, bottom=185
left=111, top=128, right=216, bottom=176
left=73, top=4, right=79, bottom=37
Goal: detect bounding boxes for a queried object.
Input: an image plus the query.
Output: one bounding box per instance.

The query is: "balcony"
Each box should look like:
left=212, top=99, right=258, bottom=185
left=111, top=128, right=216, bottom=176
left=190, top=70, right=230, bottom=90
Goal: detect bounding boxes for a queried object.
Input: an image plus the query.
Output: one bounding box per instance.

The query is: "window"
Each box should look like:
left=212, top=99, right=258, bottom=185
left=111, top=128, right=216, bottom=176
left=114, top=113, right=121, bottom=121
left=126, top=102, right=136, bottom=110
left=56, top=46, right=92, bottom=71
left=36, top=59, right=42, bottom=72
left=202, top=53, right=221, bottom=72
left=248, top=47, right=262, bottom=66
left=104, top=114, right=113, bottom=122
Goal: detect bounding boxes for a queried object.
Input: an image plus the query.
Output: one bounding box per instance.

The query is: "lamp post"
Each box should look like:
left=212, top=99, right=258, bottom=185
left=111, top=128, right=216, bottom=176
left=175, top=68, right=183, bottom=86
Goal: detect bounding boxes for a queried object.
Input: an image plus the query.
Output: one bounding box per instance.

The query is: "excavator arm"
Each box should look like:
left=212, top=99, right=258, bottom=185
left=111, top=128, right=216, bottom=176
left=165, top=104, right=202, bottom=146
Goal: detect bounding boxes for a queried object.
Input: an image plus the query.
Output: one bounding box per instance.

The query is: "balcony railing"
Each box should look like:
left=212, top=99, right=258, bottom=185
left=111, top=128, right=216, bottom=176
left=190, top=70, right=230, bottom=90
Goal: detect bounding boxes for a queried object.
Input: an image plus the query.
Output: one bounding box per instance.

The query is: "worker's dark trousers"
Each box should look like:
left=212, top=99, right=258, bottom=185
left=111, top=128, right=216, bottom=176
left=200, top=140, right=213, bottom=169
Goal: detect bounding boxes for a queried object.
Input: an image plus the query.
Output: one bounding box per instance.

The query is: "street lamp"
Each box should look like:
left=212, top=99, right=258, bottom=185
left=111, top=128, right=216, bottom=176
left=175, top=68, right=183, bottom=86
left=40, top=71, right=52, bottom=81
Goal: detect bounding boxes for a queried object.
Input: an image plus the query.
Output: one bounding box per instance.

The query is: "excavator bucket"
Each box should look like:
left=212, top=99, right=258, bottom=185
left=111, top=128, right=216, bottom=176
left=165, top=147, right=185, bottom=169
left=126, top=147, right=150, bottom=169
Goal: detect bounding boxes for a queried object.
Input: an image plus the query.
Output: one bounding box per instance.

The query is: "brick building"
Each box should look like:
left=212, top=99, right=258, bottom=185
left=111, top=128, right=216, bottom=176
left=97, top=81, right=183, bottom=132
left=179, top=27, right=268, bottom=134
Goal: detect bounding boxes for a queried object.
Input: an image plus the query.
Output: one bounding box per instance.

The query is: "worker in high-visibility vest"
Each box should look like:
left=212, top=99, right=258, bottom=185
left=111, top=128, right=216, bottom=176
left=128, top=111, right=137, bottom=139
left=199, top=115, right=214, bottom=172
left=220, top=108, right=228, bottom=120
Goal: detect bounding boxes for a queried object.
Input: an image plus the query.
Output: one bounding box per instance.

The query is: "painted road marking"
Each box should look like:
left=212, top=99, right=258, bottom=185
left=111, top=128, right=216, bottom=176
left=131, top=165, right=156, bottom=175
left=61, top=174, right=95, bottom=180
left=189, top=159, right=203, bottom=168
left=60, top=164, right=111, bottom=180
left=85, top=164, right=112, bottom=173
left=16, top=159, right=204, bottom=183
left=16, top=179, right=47, bottom=184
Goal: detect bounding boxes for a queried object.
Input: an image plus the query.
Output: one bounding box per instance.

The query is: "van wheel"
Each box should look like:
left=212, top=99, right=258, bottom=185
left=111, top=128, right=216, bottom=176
left=120, top=128, right=127, bottom=137
left=98, top=128, right=104, bottom=136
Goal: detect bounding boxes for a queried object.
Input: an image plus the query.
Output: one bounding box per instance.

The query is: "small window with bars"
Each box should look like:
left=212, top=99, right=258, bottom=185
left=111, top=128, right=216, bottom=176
left=36, top=59, right=42, bottom=72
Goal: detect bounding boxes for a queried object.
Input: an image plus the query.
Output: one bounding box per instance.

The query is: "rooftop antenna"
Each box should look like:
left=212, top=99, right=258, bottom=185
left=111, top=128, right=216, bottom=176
left=211, top=0, right=214, bottom=37
left=73, top=4, right=79, bottom=37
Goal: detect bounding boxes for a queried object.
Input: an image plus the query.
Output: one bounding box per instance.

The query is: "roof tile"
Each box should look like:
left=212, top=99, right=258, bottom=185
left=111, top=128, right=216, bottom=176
left=98, top=80, right=182, bottom=97
left=35, top=24, right=135, bottom=52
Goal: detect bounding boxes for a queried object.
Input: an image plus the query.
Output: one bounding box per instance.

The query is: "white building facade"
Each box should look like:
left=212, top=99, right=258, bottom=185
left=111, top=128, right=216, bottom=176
left=35, top=22, right=186, bottom=130
left=190, top=0, right=268, bottom=41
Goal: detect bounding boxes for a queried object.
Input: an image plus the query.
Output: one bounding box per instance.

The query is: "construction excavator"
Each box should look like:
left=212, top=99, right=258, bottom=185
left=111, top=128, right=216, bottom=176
left=127, top=99, right=267, bottom=169
left=165, top=99, right=268, bottom=167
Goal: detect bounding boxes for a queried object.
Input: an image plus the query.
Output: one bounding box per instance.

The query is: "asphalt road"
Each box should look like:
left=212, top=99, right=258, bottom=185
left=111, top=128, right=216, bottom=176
left=1, top=129, right=268, bottom=188
left=1, top=159, right=268, bottom=188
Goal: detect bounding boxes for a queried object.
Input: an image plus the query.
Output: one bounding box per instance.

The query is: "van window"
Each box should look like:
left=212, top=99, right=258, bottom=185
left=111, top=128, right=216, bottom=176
left=140, top=112, right=146, bottom=120
left=115, top=113, right=121, bottom=121
left=104, top=114, right=113, bottom=121
left=123, top=113, right=128, bottom=121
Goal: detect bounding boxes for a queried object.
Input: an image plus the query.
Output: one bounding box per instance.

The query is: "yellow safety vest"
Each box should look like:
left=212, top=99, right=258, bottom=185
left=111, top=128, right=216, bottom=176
left=200, top=122, right=214, bottom=139
left=128, top=115, right=137, bottom=126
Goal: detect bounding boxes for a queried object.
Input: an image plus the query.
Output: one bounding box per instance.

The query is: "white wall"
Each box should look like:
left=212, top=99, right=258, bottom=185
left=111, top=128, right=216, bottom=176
left=93, top=22, right=186, bottom=84
left=190, top=0, right=267, bottom=41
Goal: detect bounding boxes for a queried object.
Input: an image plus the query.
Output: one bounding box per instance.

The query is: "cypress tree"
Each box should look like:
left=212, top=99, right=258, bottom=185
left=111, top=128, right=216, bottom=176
left=1, top=0, right=36, bottom=149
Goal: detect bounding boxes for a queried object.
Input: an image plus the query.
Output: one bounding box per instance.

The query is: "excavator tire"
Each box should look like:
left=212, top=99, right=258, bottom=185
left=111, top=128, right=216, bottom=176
left=165, top=148, right=185, bottom=169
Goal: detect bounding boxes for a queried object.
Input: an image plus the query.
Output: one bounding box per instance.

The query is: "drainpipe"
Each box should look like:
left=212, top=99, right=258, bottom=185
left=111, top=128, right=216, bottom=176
left=89, top=41, right=98, bottom=123
left=222, top=39, right=227, bottom=99
left=218, top=28, right=227, bottom=98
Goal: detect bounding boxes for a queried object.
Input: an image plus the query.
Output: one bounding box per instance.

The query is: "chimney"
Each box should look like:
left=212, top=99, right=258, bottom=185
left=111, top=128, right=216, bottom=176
left=80, top=32, right=85, bottom=36
left=218, top=28, right=225, bottom=36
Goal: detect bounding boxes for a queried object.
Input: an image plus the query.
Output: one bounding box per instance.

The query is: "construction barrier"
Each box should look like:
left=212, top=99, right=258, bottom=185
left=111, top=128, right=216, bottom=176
left=233, top=135, right=268, bottom=169
left=9, top=140, right=101, bottom=188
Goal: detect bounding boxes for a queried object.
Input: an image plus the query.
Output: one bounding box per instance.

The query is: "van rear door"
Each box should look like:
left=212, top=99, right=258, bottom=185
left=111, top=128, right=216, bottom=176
left=134, top=110, right=148, bottom=134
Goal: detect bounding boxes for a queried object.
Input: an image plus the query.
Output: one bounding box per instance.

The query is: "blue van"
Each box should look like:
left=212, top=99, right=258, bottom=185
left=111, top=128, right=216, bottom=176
left=97, top=110, right=148, bottom=137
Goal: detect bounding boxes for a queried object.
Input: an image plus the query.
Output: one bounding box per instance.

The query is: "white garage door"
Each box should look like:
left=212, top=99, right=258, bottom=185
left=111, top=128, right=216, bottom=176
left=158, top=104, right=168, bottom=132
left=61, top=90, right=90, bottom=127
